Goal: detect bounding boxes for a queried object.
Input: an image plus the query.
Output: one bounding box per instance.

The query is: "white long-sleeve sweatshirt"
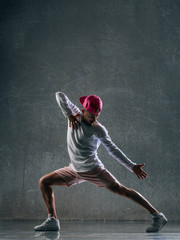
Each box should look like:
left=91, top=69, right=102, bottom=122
left=56, top=92, right=136, bottom=172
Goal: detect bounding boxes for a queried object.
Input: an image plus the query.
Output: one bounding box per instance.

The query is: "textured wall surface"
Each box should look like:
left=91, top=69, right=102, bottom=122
left=0, top=0, right=179, bottom=220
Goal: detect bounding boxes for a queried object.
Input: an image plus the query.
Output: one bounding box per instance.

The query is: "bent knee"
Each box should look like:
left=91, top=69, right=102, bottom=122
left=107, top=182, right=128, bottom=195
left=39, top=176, right=50, bottom=188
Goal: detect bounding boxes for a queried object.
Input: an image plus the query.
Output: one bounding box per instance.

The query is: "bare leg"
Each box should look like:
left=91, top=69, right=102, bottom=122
left=106, top=182, right=159, bottom=214
left=39, top=172, right=67, bottom=219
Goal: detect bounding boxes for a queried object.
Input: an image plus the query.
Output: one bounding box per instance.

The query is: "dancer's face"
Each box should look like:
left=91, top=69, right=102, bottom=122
left=81, top=109, right=100, bottom=124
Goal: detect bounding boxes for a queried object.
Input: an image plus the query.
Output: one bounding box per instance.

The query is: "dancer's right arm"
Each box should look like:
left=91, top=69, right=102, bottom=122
left=55, top=92, right=81, bottom=117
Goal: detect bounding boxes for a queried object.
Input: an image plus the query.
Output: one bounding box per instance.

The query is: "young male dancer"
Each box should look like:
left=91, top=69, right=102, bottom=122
left=34, top=92, right=167, bottom=232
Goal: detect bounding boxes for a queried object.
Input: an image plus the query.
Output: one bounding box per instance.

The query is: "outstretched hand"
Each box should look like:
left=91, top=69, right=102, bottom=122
left=68, top=114, right=80, bottom=130
left=133, top=163, right=148, bottom=180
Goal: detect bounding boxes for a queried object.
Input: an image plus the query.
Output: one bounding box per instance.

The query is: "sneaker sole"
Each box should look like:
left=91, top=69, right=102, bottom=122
left=34, top=228, right=60, bottom=231
left=146, top=218, right=168, bottom=233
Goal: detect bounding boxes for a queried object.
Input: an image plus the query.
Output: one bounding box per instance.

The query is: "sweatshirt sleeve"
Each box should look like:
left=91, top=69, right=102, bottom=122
left=55, top=92, right=81, bottom=117
left=98, top=125, right=136, bottom=172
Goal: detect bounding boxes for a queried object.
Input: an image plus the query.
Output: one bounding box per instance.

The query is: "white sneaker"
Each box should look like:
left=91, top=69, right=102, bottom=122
left=34, top=214, right=60, bottom=231
left=146, top=212, right=168, bottom=232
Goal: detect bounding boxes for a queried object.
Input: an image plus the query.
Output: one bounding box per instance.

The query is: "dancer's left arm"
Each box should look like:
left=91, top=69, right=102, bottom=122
left=99, top=127, right=148, bottom=179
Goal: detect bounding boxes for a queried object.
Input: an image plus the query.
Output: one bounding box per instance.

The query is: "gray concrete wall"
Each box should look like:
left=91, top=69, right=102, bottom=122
left=0, top=0, right=179, bottom=220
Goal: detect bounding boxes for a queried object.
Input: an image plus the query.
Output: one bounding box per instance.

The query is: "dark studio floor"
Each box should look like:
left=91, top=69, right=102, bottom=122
left=0, top=220, right=180, bottom=240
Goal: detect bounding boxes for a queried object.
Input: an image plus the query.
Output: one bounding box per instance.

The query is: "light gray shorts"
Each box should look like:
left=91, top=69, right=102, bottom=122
left=55, top=164, right=120, bottom=188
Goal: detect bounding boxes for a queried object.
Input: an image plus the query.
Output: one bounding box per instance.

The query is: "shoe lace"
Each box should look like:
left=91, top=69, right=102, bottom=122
left=43, top=216, right=52, bottom=225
